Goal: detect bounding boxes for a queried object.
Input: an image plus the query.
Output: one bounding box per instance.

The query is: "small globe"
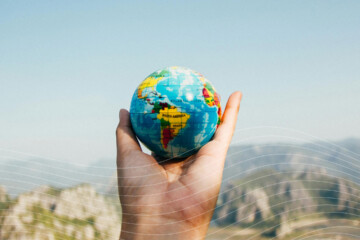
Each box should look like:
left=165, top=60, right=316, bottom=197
left=130, top=66, right=221, bottom=158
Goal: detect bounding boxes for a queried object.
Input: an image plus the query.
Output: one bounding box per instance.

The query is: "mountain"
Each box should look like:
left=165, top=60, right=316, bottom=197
left=222, top=138, right=360, bottom=187
left=107, top=138, right=360, bottom=195
left=1, top=138, right=359, bottom=198
left=0, top=184, right=121, bottom=240
left=2, top=169, right=359, bottom=239
left=213, top=168, right=360, bottom=238
left=0, top=158, right=116, bottom=197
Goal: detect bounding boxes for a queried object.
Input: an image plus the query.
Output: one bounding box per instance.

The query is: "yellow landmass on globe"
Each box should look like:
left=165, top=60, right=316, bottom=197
left=157, top=107, right=190, bottom=149
left=137, top=76, right=163, bottom=99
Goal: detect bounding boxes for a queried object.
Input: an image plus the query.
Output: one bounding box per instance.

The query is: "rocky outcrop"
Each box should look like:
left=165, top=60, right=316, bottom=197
left=214, top=167, right=360, bottom=239
left=292, top=167, right=327, bottom=180
left=0, top=186, right=8, bottom=202
left=216, top=187, right=271, bottom=225
left=216, top=175, right=317, bottom=226
left=335, top=179, right=360, bottom=213
left=337, top=179, right=351, bottom=211
left=1, top=184, right=120, bottom=240
left=275, top=210, right=292, bottom=238
left=276, top=180, right=315, bottom=214
left=0, top=185, right=10, bottom=239
left=236, top=188, right=271, bottom=224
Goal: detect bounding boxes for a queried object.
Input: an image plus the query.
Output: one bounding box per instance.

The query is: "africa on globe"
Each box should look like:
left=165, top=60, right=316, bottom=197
left=130, top=66, right=221, bottom=158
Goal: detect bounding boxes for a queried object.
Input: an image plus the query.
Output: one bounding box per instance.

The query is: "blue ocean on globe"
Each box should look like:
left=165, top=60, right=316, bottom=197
left=130, top=66, right=221, bottom=158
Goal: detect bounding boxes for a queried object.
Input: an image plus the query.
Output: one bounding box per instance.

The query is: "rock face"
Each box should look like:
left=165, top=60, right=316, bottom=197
left=214, top=168, right=360, bottom=238
left=236, top=188, right=271, bottom=224
left=0, top=186, right=8, bottom=202
left=0, top=184, right=120, bottom=240
left=334, top=179, right=360, bottom=213
left=276, top=180, right=315, bottom=214
left=276, top=212, right=292, bottom=238
left=216, top=186, right=272, bottom=225
left=0, top=185, right=10, bottom=238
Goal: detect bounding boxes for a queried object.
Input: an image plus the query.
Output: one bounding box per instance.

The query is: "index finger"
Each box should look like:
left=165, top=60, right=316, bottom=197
left=180, top=91, right=242, bottom=194
left=212, top=91, right=242, bottom=147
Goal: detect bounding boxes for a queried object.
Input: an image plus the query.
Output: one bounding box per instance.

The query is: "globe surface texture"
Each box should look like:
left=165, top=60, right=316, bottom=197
left=130, top=66, right=221, bottom=158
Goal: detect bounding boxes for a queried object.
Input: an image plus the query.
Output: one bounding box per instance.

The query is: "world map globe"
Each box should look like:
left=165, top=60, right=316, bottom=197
left=130, top=66, right=221, bottom=158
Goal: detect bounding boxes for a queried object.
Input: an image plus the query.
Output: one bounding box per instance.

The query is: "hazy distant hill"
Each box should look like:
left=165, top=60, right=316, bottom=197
left=1, top=166, right=359, bottom=239
left=1, top=138, right=359, bottom=198
left=1, top=137, right=359, bottom=239
left=222, top=138, right=360, bottom=187
left=0, top=158, right=116, bottom=197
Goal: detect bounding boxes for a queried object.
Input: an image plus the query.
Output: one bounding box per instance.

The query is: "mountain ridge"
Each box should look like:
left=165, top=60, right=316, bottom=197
left=1, top=138, right=359, bottom=197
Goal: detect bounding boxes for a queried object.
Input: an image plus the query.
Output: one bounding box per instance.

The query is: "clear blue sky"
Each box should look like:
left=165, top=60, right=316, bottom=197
left=1, top=1, right=359, bottom=164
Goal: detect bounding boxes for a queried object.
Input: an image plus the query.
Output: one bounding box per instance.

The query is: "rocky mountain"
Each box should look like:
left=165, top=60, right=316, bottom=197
left=1, top=168, right=359, bottom=239
left=222, top=138, right=360, bottom=187
left=0, top=158, right=116, bottom=197
left=0, top=186, right=8, bottom=203
left=213, top=168, right=360, bottom=238
left=1, top=138, right=359, bottom=239
left=0, top=186, right=10, bottom=229
left=0, top=184, right=121, bottom=240
left=1, top=138, right=359, bottom=198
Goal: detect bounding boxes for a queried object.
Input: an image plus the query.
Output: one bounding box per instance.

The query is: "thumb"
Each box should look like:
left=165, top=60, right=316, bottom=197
left=116, top=109, right=141, bottom=156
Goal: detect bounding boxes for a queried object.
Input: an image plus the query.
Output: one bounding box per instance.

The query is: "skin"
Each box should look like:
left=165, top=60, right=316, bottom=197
left=116, top=91, right=242, bottom=240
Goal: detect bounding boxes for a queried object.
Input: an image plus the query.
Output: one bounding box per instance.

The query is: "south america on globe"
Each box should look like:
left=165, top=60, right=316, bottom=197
left=130, top=66, right=221, bottom=158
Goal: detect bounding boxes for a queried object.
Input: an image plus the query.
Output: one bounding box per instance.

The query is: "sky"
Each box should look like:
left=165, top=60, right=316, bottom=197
left=0, top=1, right=359, bottom=164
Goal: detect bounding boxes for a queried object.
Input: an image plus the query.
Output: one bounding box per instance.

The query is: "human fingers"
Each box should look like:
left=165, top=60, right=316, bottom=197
left=116, top=109, right=141, bottom=157
left=212, top=91, right=242, bottom=148
left=182, top=92, right=242, bottom=191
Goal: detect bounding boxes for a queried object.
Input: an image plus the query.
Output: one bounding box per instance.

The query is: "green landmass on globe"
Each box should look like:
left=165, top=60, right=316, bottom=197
left=130, top=66, right=221, bottom=158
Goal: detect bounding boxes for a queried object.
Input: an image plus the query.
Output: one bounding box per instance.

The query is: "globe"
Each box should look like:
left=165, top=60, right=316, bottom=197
left=130, top=66, right=221, bottom=158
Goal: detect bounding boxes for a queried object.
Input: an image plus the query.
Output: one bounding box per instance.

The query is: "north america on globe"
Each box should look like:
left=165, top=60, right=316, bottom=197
left=130, top=66, right=221, bottom=158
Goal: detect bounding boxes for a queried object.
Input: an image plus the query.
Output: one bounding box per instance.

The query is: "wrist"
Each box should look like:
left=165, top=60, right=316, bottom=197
left=120, top=215, right=208, bottom=240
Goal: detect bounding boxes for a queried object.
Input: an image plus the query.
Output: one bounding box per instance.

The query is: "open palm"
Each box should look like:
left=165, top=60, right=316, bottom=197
left=116, top=91, right=242, bottom=240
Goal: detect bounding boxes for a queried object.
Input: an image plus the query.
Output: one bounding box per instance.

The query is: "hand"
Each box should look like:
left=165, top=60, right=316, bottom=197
left=116, top=91, right=242, bottom=240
